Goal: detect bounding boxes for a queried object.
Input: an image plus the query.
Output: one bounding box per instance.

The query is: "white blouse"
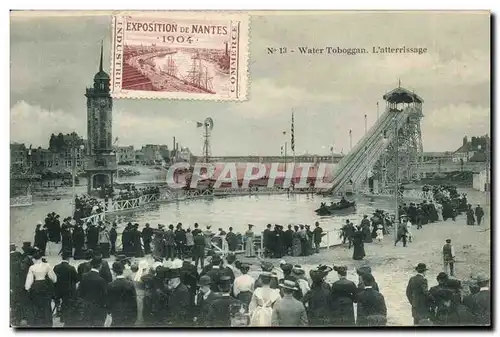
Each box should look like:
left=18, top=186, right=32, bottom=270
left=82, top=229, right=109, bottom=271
left=233, top=274, right=255, bottom=297
left=25, top=260, right=57, bottom=291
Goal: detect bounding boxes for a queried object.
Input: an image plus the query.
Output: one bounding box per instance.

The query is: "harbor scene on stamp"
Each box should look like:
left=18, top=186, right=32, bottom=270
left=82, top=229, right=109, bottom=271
left=10, top=10, right=491, bottom=328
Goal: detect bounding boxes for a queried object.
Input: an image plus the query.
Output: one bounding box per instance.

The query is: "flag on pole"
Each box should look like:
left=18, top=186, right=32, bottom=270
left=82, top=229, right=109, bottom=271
left=291, top=111, right=295, bottom=152
left=196, top=122, right=203, bottom=128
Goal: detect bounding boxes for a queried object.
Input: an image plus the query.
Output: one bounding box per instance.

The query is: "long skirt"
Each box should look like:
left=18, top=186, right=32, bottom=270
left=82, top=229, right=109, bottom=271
left=237, top=291, right=253, bottom=308
left=292, top=238, right=301, bottom=256
left=135, top=287, right=145, bottom=326
left=245, top=238, right=255, bottom=257
left=99, top=242, right=110, bottom=258
left=352, top=242, right=365, bottom=260
left=250, top=306, right=273, bottom=326
left=28, top=280, right=53, bottom=327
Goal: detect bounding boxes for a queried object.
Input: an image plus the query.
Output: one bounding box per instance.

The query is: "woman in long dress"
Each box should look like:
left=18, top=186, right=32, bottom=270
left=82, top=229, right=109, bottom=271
left=245, top=224, right=255, bottom=257
left=292, top=226, right=302, bottom=257
left=248, top=272, right=281, bottom=326
left=352, top=228, right=366, bottom=260
left=25, top=250, right=57, bottom=327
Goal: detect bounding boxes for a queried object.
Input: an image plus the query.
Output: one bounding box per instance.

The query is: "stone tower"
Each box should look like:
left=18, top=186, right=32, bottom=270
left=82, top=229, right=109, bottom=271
left=84, top=42, right=117, bottom=194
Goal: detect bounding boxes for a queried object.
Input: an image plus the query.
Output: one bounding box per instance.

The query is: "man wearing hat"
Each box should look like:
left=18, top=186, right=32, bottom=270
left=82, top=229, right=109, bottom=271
left=163, top=259, right=191, bottom=326
left=355, top=273, right=387, bottom=326
left=10, top=243, right=25, bottom=326
left=204, top=254, right=227, bottom=293
left=442, top=239, right=455, bottom=277
left=192, top=230, right=206, bottom=270
left=278, top=262, right=302, bottom=300
left=142, top=223, right=153, bottom=255
left=78, top=256, right=109, bottom=327
left=356, top=266, right=379, bottom=293
left=180, top=255, right=199, bottom=306
left=109, top=223, right=118, bottom=256
left=194, top=275, right=219, bottom=327
left=272, top=280, right=308, bottom=326
left=464, top=273, right=490, bottom=326
left=330, top=266, right=357, bottom=326
left=406, top=263, right=431, bottom=325
left=53, top=252, right=78, bottom=324
left=206, top=275, right=243, bottom=327
left=86, top=222, right=99, bottom=252
left=107, top=262, right=138, bottom=327
left=34, top=222, right=48, bottom=256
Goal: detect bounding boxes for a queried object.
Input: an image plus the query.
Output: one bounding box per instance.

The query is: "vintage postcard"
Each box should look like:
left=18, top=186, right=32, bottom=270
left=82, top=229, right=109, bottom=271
left=10, top=10, right=491, bottom=328
left=111, top=12, right=249, bottom=101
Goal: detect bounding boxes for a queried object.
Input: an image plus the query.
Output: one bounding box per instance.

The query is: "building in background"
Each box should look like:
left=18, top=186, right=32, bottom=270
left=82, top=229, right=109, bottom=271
left=116, top=145, right=136, bottom=165
left=453, top=135, right=490, bottom=163
left=10, top=143, right=28, bottom=169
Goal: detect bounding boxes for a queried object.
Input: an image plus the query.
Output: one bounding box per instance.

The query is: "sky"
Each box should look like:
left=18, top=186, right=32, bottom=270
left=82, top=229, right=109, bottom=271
left=10, top=11, right=491, bottom=156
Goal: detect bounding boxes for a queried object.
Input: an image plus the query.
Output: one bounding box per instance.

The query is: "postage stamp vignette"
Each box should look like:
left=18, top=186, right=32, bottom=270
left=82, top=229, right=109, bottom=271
left=111, top=12, right=249, bottom=101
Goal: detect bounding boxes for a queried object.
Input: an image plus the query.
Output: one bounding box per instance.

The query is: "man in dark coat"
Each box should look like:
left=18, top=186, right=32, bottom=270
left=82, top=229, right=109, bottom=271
left=406, top=263, right=431, bottom=325
left=180, top=256, right=199, bottom=306
left=53, top=253, right=78, bottom=324
left=263, top=224, right=273, bottom=258
left=174, top=223, right=187, bottom=259
left=95, top=253, right=113, bottom=284
left=77, top=250, right=94, bottom=282
left=356, top=273, right=387, bottom=326
left=142, top=223, right=153, bottom=254
left=192, top=223, right=202, bottom=236
left=194, top=275, right=219, bottom=327
left=193, top=231, right=206, bottom=269
left=474, top=205, right=484, bottom=226
left=107, top=262, right=137, bottom=327
left=122, top=223, right=133, bottom=257
left=274, top=225, right=284, bottom=258
left=284, top=225, right=294, bottom=255
left=206, top=276, right=243, bottom=327
left=10, top=244, right=26, bottom=326
left=225, top=227, right=238, bottom=252
left=163, top=265, right=191, bottom=327
left=78, top=257, right=108, bottom=327
left=464, top=274, right=490, bottom=326
left=133, top=223, right=144, bottom=258
left=205, top=255, right=226, bottom=292
left=109, top=223, right=118, bottom=255
left=356, top=266, right=379, bottom=293
left=312, top=222, right=323, bottom=253
left=442, top=239, right=455, bottom=276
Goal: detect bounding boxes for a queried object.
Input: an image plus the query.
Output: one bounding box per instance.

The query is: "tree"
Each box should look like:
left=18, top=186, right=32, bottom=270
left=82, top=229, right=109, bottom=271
left=55, top=133, right=64, bottom=151
left=49, top=133, right=56, bottom=150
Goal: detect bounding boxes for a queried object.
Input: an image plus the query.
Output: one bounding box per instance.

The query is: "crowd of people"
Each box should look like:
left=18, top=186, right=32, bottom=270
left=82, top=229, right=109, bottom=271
left=114, top=186, right=160, bottom=202
left=10, top=242, right=490, bottom=328
left=73, top=195, right=105, bottom=220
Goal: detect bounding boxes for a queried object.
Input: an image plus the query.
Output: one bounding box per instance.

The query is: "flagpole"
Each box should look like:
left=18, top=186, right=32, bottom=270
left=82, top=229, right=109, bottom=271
left=291, top=110, right=295, bottom=165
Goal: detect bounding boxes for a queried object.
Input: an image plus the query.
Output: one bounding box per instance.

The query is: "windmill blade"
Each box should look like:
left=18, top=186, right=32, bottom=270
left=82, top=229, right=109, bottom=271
left=205, top=117, right=214, bottom=130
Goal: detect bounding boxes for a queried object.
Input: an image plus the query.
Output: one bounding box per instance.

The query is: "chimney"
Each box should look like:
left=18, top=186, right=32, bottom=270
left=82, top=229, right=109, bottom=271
left=176, top=142, right=179, bottom=151
left=463, top=136, right=468, bottom=146
left=173, top=137, right=176, bottom=151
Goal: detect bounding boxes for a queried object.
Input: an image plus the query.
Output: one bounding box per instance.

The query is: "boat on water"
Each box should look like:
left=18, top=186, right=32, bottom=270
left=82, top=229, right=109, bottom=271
left=183, top=53, right=216, bottom=94
left=315, top=200, right=356, bottom=216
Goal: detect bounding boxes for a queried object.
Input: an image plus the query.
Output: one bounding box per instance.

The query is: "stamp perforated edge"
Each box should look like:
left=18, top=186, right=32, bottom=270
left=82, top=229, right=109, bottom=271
left=110, top=11, right=249, bottom=102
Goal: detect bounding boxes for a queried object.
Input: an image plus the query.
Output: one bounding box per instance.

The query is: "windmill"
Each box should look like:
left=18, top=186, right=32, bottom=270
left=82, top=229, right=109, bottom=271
left=197, top=117, right=214, bottom=163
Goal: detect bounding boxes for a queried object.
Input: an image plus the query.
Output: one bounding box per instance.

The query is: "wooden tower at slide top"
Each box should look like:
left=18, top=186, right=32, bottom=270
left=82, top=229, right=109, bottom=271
left=371, top=85, right=424, bottom=194
left=327, top=84, right=424, bottom=196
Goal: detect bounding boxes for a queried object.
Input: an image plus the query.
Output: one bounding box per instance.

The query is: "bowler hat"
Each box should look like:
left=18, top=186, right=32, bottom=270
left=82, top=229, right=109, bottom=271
left=415, top=263, right=428, bottom=273
left=198, top=275, right=212, bottom=286
left=436, top=272, right=449, bottom=281
left=279, top=279, right=298, bottom=291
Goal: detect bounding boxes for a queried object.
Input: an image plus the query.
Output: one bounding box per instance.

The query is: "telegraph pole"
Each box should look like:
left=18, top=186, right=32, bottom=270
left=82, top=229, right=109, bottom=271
left=364, top=114, right=368, bottom=135
left=349, top=129, right=353, bottom=151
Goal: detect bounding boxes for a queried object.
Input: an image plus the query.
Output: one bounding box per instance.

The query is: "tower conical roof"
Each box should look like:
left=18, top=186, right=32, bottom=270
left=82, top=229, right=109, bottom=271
left=94, top=41, right=110, bottom=81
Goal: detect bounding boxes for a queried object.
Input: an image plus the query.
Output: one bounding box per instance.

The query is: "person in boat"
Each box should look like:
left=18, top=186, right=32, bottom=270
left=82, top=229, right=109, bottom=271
left=340, top=196, right=348, bottom=205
